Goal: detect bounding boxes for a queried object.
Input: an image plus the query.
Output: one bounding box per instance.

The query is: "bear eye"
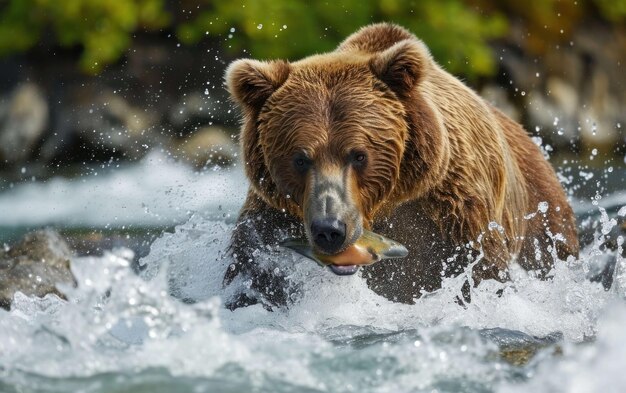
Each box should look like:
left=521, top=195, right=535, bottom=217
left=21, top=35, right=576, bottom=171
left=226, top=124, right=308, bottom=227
left=293, top=153, right=311, bottom=173
left=350, top=151, right=367, bottom=168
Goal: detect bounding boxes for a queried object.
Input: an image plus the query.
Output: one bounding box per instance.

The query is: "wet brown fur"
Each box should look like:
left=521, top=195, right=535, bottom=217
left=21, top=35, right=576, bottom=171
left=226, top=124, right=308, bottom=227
left=224, top=23, right=579, bottom=307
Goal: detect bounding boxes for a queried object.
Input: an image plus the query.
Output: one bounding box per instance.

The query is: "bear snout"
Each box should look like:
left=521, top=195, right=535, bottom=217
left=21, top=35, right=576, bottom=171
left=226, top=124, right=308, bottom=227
left=304, top=167, right=363, bottom=255
left=310, top=218, right=346, bottom=254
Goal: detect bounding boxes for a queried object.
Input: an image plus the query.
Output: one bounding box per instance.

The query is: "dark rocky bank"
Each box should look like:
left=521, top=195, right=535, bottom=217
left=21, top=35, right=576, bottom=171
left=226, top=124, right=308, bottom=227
left=0, top=20, right=624, bottom=184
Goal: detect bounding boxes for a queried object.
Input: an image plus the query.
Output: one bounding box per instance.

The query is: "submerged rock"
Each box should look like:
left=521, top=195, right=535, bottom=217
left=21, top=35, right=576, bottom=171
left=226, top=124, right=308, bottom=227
left=480, top=328, right=563, bottom=366
left=0, top=229, right=75, bottom=309
left=174, top=126, right=238, bottom=169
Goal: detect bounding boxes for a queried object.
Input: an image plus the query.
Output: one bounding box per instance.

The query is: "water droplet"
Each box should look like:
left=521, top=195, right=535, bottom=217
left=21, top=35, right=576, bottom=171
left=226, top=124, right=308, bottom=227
left=257, top=24, right=263, bottom=29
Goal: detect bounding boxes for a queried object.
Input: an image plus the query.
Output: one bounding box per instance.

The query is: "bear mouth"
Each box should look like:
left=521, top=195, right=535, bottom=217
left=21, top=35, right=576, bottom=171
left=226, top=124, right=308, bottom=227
left=281, top=228, right=407, bottom=277
left=328, top=264, right=360, bottom=275
left=309, top=225, right=363, bottom=257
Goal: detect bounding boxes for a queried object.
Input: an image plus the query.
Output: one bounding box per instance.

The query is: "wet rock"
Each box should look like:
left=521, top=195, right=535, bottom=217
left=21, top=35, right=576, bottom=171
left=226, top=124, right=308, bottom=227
left=497, top=47, right=544, bottom=95
left=547, top=78, right=578, bottom=119
left=174, top=126, right=238, bottom=168
left=543, top=50, right=584, bottom=91
left=525, top=79, right=580, bottom=143
left=0, top=83, right=48, bottom=164
left=61, top=228, right=161, bottom=272
left=40, top=86, right=163, bottom=167
left=481, top=328, right=563, bottom=366
left=170, top=92, right=212, bottom=130
left=525, top=91, right=563, bottom=133
left=494, top=20, right=626, bottom=157
left=573, top=24, right=626, bottom=100
left=0, top=229, right=75, bottom=309
left=104, top=92, right=155, bottom=136
left=168, top=91, right=235, bottom=135
left=77, top=91, right=161, bottom=160
left=578, top=69, right=621, bottom=151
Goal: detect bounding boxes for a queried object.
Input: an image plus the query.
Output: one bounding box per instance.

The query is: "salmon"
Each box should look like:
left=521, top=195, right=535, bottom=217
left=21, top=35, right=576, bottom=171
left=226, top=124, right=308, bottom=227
left=281, top=229, right=408, bottom=273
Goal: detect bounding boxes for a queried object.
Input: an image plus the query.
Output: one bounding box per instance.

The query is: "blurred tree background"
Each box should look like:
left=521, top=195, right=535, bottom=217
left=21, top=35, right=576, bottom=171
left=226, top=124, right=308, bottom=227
left=0, top=0, right=624, bottom=178
left=0, top=0, right=623, bottom=77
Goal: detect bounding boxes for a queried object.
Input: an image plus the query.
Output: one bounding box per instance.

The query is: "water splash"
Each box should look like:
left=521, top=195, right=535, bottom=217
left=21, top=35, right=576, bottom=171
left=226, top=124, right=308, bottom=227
left=0, top=166, right=624, bottom=392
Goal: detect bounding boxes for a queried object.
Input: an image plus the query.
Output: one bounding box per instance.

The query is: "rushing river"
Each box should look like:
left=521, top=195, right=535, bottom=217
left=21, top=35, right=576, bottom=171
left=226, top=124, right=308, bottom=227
left=0, top=151, right=625, bottom=393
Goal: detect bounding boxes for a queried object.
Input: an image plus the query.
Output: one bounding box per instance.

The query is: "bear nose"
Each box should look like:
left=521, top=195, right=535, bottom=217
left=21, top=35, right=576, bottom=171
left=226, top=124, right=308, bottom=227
left=311, top=218, right=346, bottom=254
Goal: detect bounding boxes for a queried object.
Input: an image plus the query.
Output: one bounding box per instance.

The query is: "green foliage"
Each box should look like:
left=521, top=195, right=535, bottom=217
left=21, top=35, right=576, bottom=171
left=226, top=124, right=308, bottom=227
left=0, top=0, right=169, bottom=74
left=593, top=0, right=626, bottom=22
left=0, top=0, right=623, bottom=76
left=179, top=0, right=508, bottom=77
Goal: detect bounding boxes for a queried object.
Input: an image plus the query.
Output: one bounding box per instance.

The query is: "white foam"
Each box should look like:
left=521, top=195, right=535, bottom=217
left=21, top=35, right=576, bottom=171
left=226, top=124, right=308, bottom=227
left=0, top=151, right=247, bottom=227
left=499, top=302, right=626, bottom=393
left=0, top=209, right=623, bottom=392
left=140, top=210, right=612, bottom=336
left=1, top=158, right=625, bottom=391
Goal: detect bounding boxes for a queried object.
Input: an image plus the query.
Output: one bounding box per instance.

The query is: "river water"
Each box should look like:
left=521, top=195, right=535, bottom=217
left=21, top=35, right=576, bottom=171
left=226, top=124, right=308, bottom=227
left=0, top=151, right=625, bottom=393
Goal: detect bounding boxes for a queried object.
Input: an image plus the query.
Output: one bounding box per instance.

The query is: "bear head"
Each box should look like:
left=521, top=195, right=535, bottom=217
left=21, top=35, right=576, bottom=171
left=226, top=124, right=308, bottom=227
left=226, top=24, right=450, bottom=256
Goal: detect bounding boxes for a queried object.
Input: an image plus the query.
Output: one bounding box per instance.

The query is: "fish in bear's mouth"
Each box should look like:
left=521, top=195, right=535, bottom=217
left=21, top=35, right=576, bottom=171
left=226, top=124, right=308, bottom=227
left=281, top=230, right=409, bottom=276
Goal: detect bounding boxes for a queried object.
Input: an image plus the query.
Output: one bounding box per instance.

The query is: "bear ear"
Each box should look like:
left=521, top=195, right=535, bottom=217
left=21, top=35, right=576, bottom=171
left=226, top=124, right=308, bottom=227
left=337, top=23, right=415, bottom=53
left=225, top=59, right=290, bottom=108
left=369, top=39, right=431, bottom=97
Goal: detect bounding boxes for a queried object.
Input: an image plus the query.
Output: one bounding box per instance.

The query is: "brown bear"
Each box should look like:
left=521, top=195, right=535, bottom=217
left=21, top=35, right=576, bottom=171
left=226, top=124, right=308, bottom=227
left=223, top=23, right=579, bottom=309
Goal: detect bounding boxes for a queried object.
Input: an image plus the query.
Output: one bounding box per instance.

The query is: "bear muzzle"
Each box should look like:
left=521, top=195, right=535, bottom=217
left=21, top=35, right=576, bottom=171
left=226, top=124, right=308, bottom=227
left=304, top=167, right=363, bottom=257
left=310, top=217, right=347, bottom=254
